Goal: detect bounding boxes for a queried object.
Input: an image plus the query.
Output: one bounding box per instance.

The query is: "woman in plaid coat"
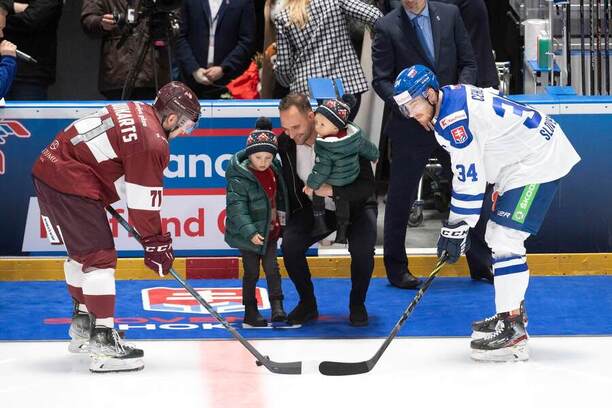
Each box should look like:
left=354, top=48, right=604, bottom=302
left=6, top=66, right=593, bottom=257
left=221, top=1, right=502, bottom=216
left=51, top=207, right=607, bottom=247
left=272, top=0, right=382, bottom=116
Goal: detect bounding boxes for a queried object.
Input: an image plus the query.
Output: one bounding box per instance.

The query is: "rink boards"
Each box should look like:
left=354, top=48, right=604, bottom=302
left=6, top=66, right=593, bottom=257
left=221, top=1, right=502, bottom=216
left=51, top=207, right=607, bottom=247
left=1, top=96, right=612, bottom=260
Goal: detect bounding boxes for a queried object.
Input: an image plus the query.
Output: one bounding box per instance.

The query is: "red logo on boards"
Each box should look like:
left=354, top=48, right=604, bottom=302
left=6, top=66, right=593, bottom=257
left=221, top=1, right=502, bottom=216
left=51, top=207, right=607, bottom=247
left=0, top=120, right=31, bottom=175
left=142, top=287, right=270, bottom=314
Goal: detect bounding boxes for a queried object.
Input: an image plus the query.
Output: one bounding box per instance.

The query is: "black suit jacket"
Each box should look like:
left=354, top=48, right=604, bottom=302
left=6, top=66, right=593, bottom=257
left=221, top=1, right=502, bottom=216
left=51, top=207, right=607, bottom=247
left=372, top=1, right=477, bottom=146
left=437, top=0, right=499, bottom=88
left=174, top=0, right=255, bottom=88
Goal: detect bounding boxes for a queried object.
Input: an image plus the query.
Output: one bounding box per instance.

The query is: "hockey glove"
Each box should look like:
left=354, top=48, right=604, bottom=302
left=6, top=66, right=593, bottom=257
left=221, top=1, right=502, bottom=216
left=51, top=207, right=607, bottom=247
left=437, top=220, right=471, bottom=264
left=142, top=232, right=174, bottom=277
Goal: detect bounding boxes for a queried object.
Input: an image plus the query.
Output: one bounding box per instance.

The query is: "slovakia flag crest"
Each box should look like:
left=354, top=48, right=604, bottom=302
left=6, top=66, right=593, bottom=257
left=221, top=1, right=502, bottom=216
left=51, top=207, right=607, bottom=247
left=450, top=126, right=468, bottom=144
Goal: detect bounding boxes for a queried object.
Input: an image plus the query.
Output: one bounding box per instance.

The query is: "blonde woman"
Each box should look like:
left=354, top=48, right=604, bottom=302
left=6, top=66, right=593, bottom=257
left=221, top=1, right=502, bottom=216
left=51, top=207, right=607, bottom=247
left=273, top=0, right=382, bottom=118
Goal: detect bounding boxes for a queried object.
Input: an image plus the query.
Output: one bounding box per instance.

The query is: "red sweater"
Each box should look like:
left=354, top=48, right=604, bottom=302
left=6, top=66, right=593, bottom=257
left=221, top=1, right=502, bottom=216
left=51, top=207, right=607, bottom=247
left=250, top=167, right=281, bottom=241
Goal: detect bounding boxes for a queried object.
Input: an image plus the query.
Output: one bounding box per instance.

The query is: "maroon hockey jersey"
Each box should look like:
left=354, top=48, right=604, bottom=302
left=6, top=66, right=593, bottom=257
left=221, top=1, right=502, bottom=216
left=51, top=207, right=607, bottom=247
left=32, top=102, right=169, bottom=238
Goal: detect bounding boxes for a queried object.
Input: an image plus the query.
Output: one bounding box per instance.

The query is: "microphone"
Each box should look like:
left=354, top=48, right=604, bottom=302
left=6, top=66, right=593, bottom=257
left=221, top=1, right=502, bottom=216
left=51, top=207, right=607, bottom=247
left=15, top=50, right=37, bottom=64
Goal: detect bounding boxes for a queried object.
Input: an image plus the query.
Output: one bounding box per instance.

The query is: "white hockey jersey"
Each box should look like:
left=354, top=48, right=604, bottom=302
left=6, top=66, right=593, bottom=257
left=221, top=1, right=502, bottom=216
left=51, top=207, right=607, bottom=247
left=432, top=85, right=581, bottom=227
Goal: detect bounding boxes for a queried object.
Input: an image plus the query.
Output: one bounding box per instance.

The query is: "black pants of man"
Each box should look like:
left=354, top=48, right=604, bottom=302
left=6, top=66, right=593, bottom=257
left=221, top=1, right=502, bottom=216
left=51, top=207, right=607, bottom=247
left=281, top=204, right=377, bottom=307
left=240, top=239, right=283, bottom=304
left=384, top=139, right=492, bottom=281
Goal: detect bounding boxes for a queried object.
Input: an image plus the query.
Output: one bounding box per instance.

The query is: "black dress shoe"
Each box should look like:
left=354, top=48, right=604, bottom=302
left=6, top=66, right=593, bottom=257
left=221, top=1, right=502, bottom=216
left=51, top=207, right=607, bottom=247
left=349, top=304, right=368, bottom=327
left=287, top=300, right=319, bottom=325
left=243, top=303, right=268, bottom=327
left=389, top=272, right=420, bottom=289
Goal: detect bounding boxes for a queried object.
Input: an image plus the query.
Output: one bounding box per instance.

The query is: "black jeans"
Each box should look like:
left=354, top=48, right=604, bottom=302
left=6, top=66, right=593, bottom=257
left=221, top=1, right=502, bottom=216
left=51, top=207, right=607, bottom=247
left=240, top=239, right=283, bottom=304
left=281, top=204, right=377, bottom=306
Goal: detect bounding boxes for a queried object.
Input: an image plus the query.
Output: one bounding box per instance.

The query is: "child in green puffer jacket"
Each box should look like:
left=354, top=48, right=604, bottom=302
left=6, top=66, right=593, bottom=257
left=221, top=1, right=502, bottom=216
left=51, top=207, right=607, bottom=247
left=303, top=96, right=379, bottom=243
left=225, top=117, right=288, bottom=327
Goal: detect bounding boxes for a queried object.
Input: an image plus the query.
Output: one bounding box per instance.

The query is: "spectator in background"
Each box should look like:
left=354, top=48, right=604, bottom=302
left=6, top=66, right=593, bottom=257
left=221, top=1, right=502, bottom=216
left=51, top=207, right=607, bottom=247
left=81, top=0, right=159, bottom=100
left=260, top=0, right=288, bottom=99
left=4, top=0, right=62, bottom=100
left=437, top=0, right=498, bottom=88
left=272, top=0, right=382, bottom=120
left=174, top=0, right=256, bottom=99
left=0, top=2, right=17, bottom=99
left=372, top=0, right=477, bottom=289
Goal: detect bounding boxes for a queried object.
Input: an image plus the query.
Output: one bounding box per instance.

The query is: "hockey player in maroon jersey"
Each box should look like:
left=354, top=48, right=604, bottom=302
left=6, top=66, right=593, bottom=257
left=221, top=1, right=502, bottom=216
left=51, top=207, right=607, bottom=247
left=31, top=81, right=201, bottom=373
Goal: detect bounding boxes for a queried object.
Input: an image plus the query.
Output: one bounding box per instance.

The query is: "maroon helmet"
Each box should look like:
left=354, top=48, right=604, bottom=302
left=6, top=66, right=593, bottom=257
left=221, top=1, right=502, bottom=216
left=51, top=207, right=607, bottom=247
left=153, top=81, right=201, bottom=134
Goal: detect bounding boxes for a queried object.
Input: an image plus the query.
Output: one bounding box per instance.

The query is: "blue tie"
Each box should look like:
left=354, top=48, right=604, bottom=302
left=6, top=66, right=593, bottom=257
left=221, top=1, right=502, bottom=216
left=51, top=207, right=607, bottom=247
left=413, top=15, right=434, bottom=64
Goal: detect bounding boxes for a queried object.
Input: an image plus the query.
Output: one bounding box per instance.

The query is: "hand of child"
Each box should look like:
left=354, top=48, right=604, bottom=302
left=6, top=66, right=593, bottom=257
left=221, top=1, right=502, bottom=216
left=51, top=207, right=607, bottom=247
left=303, top=186, right=314, bottom=196
left=315, top=183, right=333, bottom=197
left=250, top=233, right=264, bottom=245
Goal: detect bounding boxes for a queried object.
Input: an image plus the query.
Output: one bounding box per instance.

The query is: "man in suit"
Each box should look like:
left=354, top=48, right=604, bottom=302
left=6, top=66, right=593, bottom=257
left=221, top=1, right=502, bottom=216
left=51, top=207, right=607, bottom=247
left=372, top=0, right=479, bottom=288
left=438, top=0, right=498, bottom=88
left=174, top=0, right=256, bottom=99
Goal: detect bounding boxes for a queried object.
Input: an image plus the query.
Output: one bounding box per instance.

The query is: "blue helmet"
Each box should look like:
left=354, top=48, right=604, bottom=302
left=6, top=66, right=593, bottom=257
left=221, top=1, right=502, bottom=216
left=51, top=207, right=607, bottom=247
left=393, top=65, right=439, bottom=106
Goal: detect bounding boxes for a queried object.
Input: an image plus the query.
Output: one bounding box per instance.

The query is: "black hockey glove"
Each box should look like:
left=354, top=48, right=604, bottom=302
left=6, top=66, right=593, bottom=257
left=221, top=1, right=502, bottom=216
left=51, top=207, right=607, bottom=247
left=437, top=220, right=470, bottom=264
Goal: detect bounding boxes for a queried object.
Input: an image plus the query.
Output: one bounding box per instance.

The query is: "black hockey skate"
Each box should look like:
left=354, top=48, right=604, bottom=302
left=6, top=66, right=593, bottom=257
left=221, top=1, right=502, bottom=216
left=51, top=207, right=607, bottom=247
left=88, top=326, right=144, bottom=373
left=68, top=312, right=91, bottom=354
left=471, top=300, right=528, bottom=340
left=470, top=313, right=529, bottom=362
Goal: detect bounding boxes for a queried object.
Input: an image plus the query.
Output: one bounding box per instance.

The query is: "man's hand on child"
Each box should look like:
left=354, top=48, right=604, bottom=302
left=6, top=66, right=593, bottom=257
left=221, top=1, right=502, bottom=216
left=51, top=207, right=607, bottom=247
left=251, top=233, right=265, bottom=245
left=303, top=186, right=314, bottom=196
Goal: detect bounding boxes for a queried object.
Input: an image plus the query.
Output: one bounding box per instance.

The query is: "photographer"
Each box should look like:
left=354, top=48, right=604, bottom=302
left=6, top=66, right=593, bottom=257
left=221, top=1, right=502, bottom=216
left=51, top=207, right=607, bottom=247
left=81, top=0, right=160, bottom=100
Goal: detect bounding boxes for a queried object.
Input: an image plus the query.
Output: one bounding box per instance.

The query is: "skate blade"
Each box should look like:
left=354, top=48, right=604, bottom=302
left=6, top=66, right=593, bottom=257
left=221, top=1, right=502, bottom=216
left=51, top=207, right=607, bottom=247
left=470, top=342, right=529, bottom=362
left=89, top=356, right=145, bottom=373
left=68, top=339, right=89, bottom=354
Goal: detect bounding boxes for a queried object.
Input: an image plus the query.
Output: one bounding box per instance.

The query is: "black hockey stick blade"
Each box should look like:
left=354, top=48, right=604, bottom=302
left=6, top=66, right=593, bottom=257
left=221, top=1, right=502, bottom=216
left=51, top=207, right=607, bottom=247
left=319, top=360, right=372, bottom=376
left=105, top=206, right=302, bottom=375
left=319, top=256, right=447, bottom=376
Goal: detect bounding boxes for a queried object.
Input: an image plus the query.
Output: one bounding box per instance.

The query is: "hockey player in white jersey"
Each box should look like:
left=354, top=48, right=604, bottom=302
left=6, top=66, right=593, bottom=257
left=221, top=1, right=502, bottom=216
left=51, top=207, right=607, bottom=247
left=393, top=65, right=581, bottom=362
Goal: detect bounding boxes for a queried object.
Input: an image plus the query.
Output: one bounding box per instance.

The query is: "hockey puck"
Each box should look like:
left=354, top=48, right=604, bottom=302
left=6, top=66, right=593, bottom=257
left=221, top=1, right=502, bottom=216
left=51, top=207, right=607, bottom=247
left=255, top=356, right=269, bottom=366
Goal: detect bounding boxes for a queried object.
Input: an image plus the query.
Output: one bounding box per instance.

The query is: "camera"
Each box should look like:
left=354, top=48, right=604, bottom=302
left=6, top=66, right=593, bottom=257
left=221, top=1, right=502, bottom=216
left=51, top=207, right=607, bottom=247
left=113, top=0, right=182, bottom=30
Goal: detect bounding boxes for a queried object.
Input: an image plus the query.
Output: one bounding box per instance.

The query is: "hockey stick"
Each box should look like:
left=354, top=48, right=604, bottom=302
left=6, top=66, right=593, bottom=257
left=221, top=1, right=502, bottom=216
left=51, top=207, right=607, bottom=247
left=566, top=0, right=572, bottom=86
left=590, top=0, right=596, bottom=94
left=318, top=254, right=448, bottom=376
left=580, top=0, right=586, bottom=93
left=597, top=0, right=602, bottom=94
left=605, top=0, right=610, bottom=94
left=106, top=206, right=302, bottom=375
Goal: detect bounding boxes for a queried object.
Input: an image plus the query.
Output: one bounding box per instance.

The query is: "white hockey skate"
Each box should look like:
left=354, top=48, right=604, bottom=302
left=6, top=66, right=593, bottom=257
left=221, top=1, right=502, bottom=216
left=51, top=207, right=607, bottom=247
left=470, top=313, right=529, bottom=362
left=68, top=313, right=91, bottom=354
left=88, top=327, right=144, bottom=373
